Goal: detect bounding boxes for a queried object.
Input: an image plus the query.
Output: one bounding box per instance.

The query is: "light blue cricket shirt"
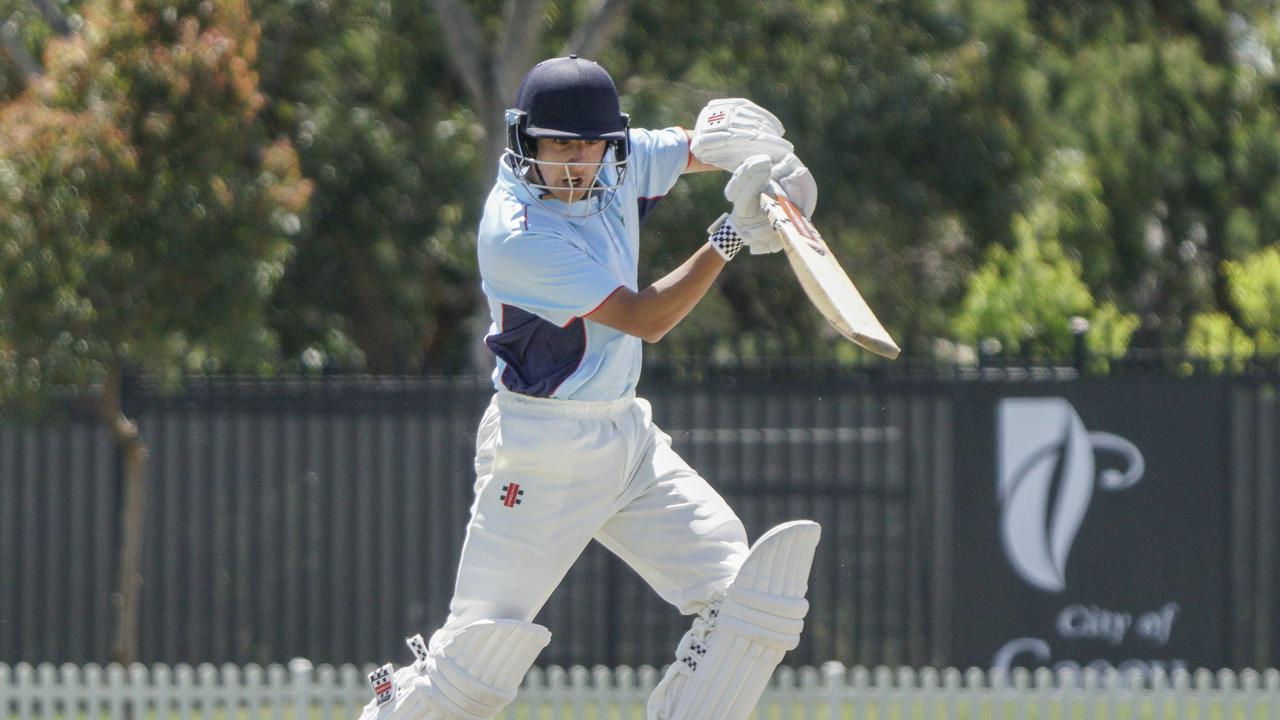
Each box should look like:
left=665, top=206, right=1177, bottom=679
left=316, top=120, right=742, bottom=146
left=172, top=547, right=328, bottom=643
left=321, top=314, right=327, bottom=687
left=477, top=127, right=690, bottom=400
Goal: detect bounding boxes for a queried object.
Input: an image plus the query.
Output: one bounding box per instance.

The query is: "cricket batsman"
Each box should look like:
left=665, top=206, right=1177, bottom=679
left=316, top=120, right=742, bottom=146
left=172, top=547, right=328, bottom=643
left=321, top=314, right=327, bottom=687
left=358, top=55, right=822, bottom=720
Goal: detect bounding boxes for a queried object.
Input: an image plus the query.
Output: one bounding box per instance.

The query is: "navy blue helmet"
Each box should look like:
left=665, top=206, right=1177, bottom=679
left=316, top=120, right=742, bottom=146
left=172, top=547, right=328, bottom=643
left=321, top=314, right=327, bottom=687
left=507, top=55, right=630, bottom=159
left=504, top=56, right=630, bottom=216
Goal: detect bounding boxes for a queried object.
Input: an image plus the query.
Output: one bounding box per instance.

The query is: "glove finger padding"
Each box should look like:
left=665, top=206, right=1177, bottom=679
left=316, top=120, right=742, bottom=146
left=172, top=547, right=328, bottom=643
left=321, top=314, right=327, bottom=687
left=692, top=98, right=794, bottom=171
left=746, top=231, right=783, bottom=255
left=724, top=154, right=773, bottom=214
left=771, top=152, right=818, bottom=217
left=695, top=133, right=793, bottom=172
left=726, top=154, right=782, bottom=255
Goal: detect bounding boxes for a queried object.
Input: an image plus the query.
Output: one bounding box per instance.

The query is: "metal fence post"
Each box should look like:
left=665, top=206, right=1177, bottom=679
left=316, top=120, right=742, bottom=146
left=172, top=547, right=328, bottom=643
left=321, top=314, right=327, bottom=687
left=1070, top=316, right=1090, bottom=374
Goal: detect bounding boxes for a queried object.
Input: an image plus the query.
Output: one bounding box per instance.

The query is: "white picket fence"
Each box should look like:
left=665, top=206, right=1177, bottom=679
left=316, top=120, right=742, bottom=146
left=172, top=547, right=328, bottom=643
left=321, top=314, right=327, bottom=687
left=2, top=660, right=1279, bottom=719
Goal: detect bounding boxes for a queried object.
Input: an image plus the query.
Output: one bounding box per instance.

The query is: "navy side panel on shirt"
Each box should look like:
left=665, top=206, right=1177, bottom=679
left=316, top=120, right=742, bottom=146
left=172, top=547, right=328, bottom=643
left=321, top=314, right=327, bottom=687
left=485, top=304, right=588, bottom=397
left=637, top=195, right=663, bottom=224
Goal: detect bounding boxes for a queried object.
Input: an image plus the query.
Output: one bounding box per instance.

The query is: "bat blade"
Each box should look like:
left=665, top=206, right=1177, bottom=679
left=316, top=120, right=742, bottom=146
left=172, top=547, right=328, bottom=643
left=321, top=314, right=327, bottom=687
left=761, top=193, right=901, bottom=359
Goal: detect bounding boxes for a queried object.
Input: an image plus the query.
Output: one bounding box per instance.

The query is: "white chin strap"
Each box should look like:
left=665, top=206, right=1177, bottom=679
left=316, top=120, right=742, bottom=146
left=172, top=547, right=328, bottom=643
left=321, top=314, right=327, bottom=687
left=503, top=148, right=628, bottom=218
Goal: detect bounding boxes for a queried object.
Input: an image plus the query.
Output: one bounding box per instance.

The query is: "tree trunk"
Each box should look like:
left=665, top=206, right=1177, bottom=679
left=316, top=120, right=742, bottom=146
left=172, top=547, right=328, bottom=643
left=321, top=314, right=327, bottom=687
left=0, top=0, right=76, bottom=88
left=29, top=0, right=73, bottom=37
left=0, top=27, right=41, bottom=83
left=102, top=368, right=149, bottom=666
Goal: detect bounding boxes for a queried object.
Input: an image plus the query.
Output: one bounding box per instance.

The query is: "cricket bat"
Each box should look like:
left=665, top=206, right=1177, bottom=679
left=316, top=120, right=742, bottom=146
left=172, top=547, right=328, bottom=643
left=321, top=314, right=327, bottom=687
left=760, top=190, right=901, bottom=359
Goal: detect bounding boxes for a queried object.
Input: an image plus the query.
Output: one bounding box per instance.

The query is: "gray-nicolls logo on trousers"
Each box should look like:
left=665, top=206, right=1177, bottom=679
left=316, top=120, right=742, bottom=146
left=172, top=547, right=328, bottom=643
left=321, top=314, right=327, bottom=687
left=998, top=398, right=1145, bottom=593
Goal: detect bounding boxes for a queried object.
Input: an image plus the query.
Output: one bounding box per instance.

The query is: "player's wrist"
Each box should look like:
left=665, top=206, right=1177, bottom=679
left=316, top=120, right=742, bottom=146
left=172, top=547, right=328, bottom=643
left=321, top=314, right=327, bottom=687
left=706, top=213, right=744, bottom=261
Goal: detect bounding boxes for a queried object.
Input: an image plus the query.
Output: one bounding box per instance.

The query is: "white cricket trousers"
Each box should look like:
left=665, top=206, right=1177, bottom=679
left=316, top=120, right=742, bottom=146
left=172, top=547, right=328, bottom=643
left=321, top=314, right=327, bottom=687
left=430, top=390, right=748, bottom=649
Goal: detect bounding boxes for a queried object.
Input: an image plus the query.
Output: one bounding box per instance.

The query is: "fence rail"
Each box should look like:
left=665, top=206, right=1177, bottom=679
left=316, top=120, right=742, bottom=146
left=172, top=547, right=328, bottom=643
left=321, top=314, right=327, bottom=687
left=3, top=662, right=1279, bottom=720
left=4, top=372, right=1280, bottom=669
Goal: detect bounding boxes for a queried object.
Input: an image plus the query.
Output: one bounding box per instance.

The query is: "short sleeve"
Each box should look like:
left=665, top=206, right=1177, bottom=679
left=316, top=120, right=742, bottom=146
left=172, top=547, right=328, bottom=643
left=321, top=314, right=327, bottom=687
left=628, top=127, right=690, bottom=202
left=481, top=231, right=624, bottom=327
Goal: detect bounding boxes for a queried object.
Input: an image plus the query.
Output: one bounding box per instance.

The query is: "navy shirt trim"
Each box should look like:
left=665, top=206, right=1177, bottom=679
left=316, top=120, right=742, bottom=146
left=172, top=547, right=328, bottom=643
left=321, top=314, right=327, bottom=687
left=637, top=195, right=664, bottom=224
left=486, top=304, right=588, bottom=397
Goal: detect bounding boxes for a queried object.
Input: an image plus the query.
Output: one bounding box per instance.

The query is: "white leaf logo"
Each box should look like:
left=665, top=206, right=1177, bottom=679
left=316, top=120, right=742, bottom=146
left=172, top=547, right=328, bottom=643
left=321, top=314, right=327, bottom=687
left=997, top=398, right=1144, bottom=593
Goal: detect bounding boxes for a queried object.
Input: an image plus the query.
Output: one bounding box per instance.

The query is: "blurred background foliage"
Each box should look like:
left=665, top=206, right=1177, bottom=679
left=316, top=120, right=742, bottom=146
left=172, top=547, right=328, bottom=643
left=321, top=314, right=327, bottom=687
left=0, top=0, right=310, bottom=392
left=3, top=0, right=1280, bottom=375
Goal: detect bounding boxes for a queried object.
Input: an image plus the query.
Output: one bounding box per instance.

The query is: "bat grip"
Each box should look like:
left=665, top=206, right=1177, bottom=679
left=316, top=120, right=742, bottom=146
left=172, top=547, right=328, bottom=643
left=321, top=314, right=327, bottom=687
left=760, top=181, right=791, bottom=216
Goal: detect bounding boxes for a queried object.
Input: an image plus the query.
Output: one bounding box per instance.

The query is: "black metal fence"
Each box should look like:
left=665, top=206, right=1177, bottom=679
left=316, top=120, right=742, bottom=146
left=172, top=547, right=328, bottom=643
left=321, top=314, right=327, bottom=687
left=1, top=362, right=1277, bottom=671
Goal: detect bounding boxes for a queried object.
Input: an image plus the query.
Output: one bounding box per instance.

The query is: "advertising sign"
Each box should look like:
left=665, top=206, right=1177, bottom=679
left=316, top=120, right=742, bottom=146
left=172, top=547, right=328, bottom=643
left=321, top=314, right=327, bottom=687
left=952, top=380, right=1227, bottom=673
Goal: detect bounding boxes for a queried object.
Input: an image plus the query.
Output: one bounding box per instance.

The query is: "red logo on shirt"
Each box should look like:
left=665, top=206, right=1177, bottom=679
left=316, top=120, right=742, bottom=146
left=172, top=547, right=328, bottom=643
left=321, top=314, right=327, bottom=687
left=502, top=483, right=524, bottom=508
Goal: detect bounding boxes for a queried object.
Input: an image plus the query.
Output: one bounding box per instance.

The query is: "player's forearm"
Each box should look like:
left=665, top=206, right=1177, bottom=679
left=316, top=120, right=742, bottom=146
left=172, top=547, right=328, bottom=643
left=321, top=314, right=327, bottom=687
left=635, top=243, right=726, bottom=342
left=588, top=243, right=725, bottom=343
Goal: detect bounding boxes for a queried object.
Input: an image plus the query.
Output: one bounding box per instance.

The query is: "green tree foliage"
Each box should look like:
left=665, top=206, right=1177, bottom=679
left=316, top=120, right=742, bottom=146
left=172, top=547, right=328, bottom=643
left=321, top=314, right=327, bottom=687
left=0, top=0, right=311, bottom=387
left=9, top=0, right=1280, bottom=374
left=1186, top=245, right=1280, bottom=361
left=0, top=0, right=310, bottom=663
left=1023, top=1, right=1280, bottom=345
left=247, top=0, right=1280, bottom=366
left=1184, top=311, right=1255, bottom=372
left=0, top=0, right=83, bottom=99
left=952, top=216, right=1138, bottom=359
left=1225, top=245, right=1280, bottom=349
left=253, top=0, right=480, bottom=372
left=617, top=0, right=1051, bottom=351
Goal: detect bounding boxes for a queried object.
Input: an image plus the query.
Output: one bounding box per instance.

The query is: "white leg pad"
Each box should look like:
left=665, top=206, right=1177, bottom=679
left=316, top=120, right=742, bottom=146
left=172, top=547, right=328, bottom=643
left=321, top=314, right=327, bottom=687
left=357, top=620, right=551, bottom=720
left=647, top=520, right=821, bottom=720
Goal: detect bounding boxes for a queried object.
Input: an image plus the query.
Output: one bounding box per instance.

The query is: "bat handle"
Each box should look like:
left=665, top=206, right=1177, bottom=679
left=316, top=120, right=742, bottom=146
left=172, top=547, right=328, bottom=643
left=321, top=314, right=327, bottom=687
left=760, top=182, right=791, bottom=216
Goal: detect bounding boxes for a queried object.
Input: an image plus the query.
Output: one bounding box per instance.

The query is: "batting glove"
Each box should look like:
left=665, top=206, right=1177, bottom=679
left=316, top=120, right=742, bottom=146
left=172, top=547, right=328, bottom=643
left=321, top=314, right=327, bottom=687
left=691, top=98, right=794, bottom=172
left=771, top=152, right=817, bottom=217
left=707, top=154, right=781, bottom=259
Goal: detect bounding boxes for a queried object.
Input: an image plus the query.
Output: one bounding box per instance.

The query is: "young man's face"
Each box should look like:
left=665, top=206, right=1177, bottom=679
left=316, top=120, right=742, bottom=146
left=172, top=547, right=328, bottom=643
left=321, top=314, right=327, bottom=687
left=532, top=138, right=608, bottom=203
